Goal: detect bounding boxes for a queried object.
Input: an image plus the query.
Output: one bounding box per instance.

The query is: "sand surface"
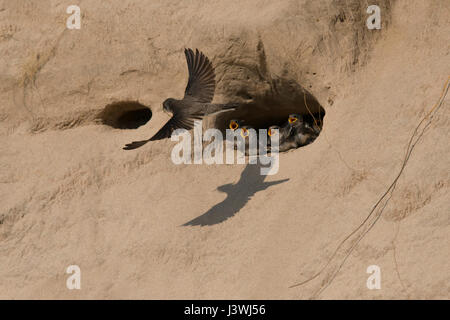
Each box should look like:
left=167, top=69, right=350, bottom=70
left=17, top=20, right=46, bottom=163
left=0, top=0, right=449, bottom=299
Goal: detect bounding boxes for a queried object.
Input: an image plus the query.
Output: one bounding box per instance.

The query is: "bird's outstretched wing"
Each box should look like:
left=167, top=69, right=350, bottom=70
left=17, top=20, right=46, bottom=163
left=123, top=110, right=202, bottom=150
left=123, top=49, right=214, bottom=150
left=183, top=48, right=215, bottom=103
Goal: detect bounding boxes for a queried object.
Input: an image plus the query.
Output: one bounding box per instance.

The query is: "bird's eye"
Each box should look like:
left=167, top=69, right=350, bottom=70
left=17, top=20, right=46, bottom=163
left=288, top=117, right=298, bottom=124
left=240, top=128, right=249, bottom=138
left=268, top=129, right=274, bottom=136
left=229, top=121, right=238, bottom=130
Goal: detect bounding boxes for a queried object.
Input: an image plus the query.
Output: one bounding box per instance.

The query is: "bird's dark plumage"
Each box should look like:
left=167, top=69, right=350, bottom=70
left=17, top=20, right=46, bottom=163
left=184, top=48, right=216, bottom=103
left=124, top=48, right=237, bottom=150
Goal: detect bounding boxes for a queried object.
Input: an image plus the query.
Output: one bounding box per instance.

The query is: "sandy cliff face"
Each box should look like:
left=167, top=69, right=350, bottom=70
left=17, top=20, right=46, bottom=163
left=0, top=0, right=449, bottom=299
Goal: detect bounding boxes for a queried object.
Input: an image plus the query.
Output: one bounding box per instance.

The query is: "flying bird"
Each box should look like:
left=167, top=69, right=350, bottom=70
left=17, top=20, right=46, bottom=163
left=124, top=48, right=238, bottom=150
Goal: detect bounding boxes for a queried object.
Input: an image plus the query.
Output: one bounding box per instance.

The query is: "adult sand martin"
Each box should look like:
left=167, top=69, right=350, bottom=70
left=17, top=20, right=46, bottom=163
left=124, top=48, right=238, bottom=150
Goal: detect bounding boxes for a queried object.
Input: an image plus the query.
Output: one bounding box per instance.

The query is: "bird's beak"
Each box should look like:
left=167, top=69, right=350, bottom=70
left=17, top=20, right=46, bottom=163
left=288, top=117, right=298, bottom=124
left=229, top=121, right=238, bottom=130
left=240, top=128, right=249, bottom=138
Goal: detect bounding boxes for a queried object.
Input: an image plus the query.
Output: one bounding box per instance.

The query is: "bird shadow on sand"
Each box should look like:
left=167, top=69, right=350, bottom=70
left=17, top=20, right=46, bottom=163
left=182, top=161, right=289, bottom=227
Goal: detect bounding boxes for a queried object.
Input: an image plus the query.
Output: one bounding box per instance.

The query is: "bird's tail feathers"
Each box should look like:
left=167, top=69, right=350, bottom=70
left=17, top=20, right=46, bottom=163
left=123, top=139, right=150, bottom=150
